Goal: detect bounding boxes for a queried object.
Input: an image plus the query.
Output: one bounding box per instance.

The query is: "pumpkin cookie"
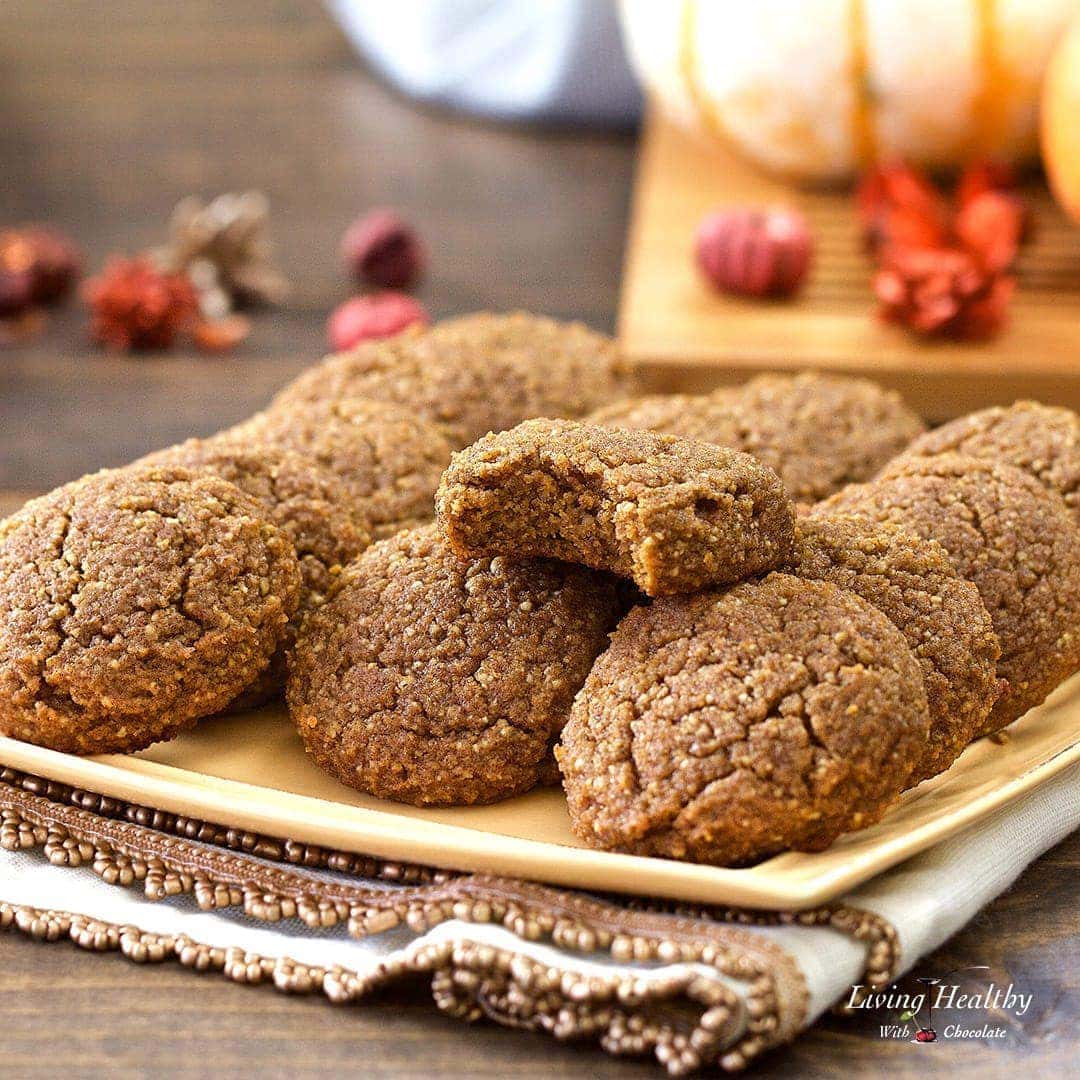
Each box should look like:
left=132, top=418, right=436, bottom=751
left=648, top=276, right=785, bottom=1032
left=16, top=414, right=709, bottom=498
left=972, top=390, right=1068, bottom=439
left=790, top=514, right=1001, bottom=783
left=891, top=401, right=1080, bottom=522
left=137, top=439, right=372, bottom=607
left=268, top=311, right=631, bottom=447
left=733, top=372, right=926, bottom=501
left=558, top=573, right=929, bottom=865
left=135, top=440, right=374, bottom=705
left=436, top=419, right=795, bottom=597
left=586, top=373, right=925, bottom=502
left=0, top=467, right=301, bottom=754
left=586, top=390, right=747, bottom=446
left=227, top=398, right=453, bottom=538
left=818, top=454, right=1080, bottom=733
left=287, top=525, right=622, bottom=806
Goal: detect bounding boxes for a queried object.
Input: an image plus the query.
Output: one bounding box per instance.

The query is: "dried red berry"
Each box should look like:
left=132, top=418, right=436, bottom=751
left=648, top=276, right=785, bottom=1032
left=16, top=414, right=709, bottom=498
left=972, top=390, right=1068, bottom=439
left=0, top=225, right=81, bottom=303
left=874, top=246, right=1013, bottom=340
left=341, top=209, right=425, bottom=290
left=327, top=292, right=428, bottom=351
left=82, top=256, right=199, bottom=352
left=695, top=207, right=813, bottom=298
left=0, top=269, right=35, bottom=317
left=856, top=162, right=950, bottom=252
left=955, top=190, right=1024, bottom=273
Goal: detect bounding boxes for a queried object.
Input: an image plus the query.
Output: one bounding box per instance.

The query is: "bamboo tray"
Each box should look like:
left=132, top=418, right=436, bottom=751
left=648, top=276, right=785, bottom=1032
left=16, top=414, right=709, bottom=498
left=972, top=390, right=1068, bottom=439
left=619, top=111, right=1080, bottom=420
left=0, top=674, right=1076, bottom=910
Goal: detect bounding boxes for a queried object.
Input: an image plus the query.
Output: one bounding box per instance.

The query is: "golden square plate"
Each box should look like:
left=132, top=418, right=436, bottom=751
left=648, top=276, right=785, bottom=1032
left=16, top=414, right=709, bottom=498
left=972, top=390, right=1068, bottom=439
left=0, top=675, right=1076, bottom=910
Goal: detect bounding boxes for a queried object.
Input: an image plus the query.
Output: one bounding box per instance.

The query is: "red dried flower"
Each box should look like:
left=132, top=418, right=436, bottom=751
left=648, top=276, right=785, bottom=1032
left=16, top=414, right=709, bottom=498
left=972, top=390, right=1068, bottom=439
left=341, top=209, right=425, bottom=290
left=695, top=207, right=813, bottom=298
left=327, top=291, right=428, bottom=351
left=856, top=162, right=951, bottom=252
left=0, top=225, right=81, bottom=303
left=82, top=257, right=199, bottom=352
left=874, top=246, right=1014, bottom=340
left=955, top=190, right=1025, bottom=273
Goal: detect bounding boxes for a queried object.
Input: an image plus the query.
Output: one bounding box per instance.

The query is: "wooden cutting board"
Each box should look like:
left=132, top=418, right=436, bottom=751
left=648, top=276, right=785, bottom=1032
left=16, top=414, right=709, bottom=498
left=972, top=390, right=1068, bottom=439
left=619, top=112, right=1080, bottom=421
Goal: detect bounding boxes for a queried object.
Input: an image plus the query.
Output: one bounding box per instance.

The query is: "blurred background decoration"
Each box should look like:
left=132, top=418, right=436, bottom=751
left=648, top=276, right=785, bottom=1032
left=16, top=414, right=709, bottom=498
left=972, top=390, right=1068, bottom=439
left=620, top=0, right=1077, bottom=183
left=330, top=0, right=642, bottom=127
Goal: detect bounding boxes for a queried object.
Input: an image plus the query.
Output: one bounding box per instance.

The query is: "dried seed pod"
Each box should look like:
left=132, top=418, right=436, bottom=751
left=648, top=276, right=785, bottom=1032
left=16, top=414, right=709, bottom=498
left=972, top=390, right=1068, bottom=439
left=341, top=209, right=425, bottom=289
left=695, top=207, right=813, bottom=298
left=326, top=292, right=428, bottom=351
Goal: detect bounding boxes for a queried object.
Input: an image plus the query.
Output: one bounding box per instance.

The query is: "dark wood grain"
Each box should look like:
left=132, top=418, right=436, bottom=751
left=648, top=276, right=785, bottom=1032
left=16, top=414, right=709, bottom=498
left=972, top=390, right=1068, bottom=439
left=0, top=2, right=1075, bottom=1076
left=0, top=0, right=633, bottom=490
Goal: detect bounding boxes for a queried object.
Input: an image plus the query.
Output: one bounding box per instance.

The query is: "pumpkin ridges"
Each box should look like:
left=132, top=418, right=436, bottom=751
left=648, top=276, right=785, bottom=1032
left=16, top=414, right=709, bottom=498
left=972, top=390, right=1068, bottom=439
left=848, top=0, right=878, bottom=167
left=1041, top=14, right=1080, bottom=223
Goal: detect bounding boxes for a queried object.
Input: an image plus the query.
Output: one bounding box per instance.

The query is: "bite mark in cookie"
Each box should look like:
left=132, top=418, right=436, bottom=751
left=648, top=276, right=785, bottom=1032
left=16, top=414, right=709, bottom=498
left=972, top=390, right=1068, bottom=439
left=436, top=419, right=796, bottom=597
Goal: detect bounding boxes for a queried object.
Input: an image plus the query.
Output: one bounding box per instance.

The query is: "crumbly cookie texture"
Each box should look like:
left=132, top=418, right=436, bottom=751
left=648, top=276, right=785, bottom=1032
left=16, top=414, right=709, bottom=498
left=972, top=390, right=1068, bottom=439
left=585, top=373, right=925, bottom=503
left=226, top=398, right=453, bottom=539
left=136, top=439, right=372, bottom=607
left=436, top=419, right=796, bottom=597
left=287, top=525, right=623, bottom=807
left=732, top=373, right=926, bottom=502
left=558, top=573, right=929, bottom=866
left=135, top=440, right=373, bottom=706
left=267, top=311, right=632, bottom=448
left=790, top=513, right=1001, bottom=783
left=586, top=391, right=747, bottom=447
left=0, top=466, right=301, bottom=754
left=890, top=401, right=1080, bottom=523
left=817, top=454, right=1080, bottom=733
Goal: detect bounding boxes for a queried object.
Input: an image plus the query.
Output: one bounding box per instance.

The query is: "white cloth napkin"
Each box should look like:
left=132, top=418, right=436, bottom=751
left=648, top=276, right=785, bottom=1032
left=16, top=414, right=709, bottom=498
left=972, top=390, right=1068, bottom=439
left=1, top=762, right=1074, bottom=1070
left=328, top=0, right=642, bottom=126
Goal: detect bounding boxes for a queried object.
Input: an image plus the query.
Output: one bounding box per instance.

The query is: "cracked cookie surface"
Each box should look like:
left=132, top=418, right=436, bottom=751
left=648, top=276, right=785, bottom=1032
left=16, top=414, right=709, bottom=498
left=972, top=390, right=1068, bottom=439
left=136, top=440, right=374, bottom=705
left=436, top=419, right=795, bottom=597
left=790, top=513, right=1001, bottom=783
left=228, top=398, right=453, bottom=539
left=890, top=401, right=1080, bottom=523
left=732, top=373, right=925, bottom=502
left=0, top=466, right=301, bottom=753
left=287, top=525, right=623, bottom=806
left=557, top=573, right=929, bottom=866
left=268, top=311, right=631, bottom=448
left=586, top=391, right=747, bottom=447
left=586, top=373, right=925, bottom=502
left=817, top=454, right=1080, bottom=733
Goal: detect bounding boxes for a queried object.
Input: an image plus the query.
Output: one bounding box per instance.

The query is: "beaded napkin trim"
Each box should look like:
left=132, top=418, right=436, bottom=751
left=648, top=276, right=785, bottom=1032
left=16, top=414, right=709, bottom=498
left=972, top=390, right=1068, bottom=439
left=0, top=767, right=899, bottom=1074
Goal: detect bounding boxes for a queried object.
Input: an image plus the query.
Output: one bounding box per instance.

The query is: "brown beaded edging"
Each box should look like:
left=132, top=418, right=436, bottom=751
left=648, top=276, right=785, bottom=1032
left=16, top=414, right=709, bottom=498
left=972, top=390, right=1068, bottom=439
left=0, top=766, right=900, bottom=1074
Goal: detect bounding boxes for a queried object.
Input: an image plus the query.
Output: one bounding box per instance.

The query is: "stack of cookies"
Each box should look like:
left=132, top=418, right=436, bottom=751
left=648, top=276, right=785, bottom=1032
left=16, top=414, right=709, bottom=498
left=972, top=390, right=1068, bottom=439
left=1, top=312, right=1077, bottom=870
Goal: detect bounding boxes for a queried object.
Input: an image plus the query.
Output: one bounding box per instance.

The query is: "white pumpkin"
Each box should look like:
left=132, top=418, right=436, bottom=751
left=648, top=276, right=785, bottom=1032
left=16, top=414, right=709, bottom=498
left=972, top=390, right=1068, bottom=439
left=619, top=0, right=1078, bottom=182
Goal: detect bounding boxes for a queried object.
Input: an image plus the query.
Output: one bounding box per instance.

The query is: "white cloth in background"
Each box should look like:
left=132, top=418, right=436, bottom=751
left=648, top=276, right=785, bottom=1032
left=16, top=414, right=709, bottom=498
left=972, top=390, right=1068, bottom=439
left=328, top=0, right=643, bottom=126
left=1, top=763, right=1075, bottom=1056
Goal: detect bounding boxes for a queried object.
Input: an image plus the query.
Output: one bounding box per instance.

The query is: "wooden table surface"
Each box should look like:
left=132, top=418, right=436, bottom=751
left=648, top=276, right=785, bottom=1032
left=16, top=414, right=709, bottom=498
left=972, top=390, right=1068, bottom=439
left=0, top=3, right=1075, bottom=1076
